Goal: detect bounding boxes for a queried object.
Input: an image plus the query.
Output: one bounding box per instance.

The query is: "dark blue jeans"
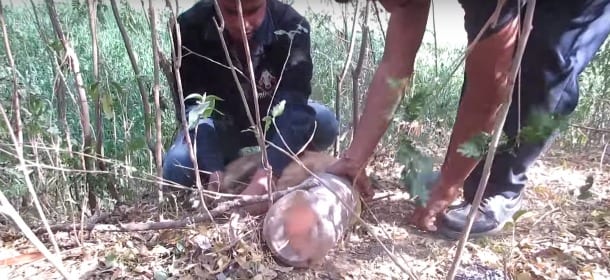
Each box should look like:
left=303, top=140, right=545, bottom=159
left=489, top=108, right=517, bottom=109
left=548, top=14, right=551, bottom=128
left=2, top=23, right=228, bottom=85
left=162, top=100, right=339, bottom=188
left=458, top=0, right=610, bottom=201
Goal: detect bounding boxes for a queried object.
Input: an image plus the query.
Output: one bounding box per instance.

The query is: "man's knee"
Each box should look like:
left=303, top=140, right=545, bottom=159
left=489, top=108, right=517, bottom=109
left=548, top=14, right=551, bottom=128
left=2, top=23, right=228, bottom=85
left=308, top=100, right=339, bottom=151
left=519, top=1, right=610, bottom=115
left=162, top=140, right=195, bottom=187
left=162, top=118, right=218, bottom=187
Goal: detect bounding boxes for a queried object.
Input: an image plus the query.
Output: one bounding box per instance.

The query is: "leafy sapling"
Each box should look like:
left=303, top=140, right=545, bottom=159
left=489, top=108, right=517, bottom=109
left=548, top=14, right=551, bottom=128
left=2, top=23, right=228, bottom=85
left=183, top=92, right=223, bottom=130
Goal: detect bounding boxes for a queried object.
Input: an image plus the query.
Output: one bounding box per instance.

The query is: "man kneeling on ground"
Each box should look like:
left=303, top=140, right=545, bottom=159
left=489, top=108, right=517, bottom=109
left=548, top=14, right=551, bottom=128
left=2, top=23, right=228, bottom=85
left=162, top=0, right=339, bottom=213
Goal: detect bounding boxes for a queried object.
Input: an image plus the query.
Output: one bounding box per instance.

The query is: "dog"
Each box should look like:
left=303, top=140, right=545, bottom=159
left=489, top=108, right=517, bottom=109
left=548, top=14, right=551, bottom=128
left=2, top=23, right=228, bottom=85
left=221, top=150, right=340, bottom=194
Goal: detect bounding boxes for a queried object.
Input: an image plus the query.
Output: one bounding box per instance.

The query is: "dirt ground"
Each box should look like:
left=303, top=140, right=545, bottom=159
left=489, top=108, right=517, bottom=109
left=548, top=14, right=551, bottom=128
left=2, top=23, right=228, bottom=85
left=1, top=150, right=609, bottom=280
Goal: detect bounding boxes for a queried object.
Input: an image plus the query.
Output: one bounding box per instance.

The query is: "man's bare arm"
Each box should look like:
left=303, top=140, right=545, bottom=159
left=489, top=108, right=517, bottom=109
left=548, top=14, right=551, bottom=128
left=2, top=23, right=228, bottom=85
left=341, top=0, right=431, bottom=169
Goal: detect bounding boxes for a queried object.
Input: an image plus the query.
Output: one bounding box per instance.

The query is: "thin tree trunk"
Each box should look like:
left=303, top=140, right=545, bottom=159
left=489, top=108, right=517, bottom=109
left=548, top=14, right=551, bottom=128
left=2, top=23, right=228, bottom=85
left=334, top=1, right=360, bottom=155
left=0, top=1, right=67, bottom=269
left=109, top=0, right=153, bottom=159
left=148, top=1, right=164, bottom=211
left=44, top=0, right=96, bottom=211
left=87, top=0, right=102, bottom=162
left=351, top=0, right=370, bottom=137
left=0, top=0, right=21, bottom=153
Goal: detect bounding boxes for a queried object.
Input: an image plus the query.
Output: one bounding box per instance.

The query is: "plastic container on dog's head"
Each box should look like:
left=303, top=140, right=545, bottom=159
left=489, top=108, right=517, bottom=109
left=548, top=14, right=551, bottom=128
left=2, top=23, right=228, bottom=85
left=262, top=172, right=361, bottom=268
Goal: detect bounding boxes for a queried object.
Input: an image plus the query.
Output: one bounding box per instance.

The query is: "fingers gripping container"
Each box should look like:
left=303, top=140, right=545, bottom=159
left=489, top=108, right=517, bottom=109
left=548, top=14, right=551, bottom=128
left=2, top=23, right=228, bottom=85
left=262, top=172, right=361, bottom=268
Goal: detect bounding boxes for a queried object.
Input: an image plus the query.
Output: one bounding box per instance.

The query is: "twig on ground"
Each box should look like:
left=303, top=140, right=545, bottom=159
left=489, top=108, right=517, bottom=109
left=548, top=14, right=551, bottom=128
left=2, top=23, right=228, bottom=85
left=571, top=124, right=610, bottom=134
left=37, top=179, right=321, bottom=233
left=446, top=1, right=537, bottom=279
left=0, top=186, right=73, bottom=279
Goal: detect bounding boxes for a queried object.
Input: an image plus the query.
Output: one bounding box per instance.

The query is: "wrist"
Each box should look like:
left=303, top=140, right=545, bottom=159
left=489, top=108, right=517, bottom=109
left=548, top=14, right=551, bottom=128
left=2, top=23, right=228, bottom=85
left=339, top=149, right=368, bottom=171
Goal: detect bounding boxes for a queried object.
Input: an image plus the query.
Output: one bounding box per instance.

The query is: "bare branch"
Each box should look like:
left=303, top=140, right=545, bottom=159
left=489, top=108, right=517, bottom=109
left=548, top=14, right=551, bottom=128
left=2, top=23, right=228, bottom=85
left=0, top=191, right=74, bottom=279
left=148, top=0, right=164, bottom=216
left=164, top=0, right=214, bottom=222
left=446, top=0, right=536, bottom=279
left=234, top=0, right=274, bottom=202
left=351, top=0, right=371, bottom=136
left=335, top=1, right=360, bottom=155
left=109, top=0, right=153, bottom=156
left=45, top=0, right=96, bottom=210
left=1, top=0, right=68, bottom=260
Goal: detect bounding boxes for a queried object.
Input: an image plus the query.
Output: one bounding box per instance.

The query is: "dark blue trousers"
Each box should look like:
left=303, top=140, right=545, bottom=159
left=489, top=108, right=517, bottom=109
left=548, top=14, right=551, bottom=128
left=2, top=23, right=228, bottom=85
left=162, top=100, right=338, bottom=188
left=458, top=0, right=610, bottom=201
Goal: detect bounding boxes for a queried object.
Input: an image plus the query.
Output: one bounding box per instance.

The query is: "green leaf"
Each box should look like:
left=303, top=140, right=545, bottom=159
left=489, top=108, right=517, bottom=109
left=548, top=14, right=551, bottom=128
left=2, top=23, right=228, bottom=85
left=48, top=124, right=61, bottom=136
left=396, top=138, right=435, bottom=206
left=262, top=116, right=272, bottom=133
left=185, top=94, right=222, bottom=130
left=104, top=253, right=118, bottom=268
left=49, top=40, right=63, bottom=53
left=187, top=106, right=203, bottom=130
left=110, top=82, right=124, bottom=95
left=184, top=93, right=204, bottom=103
left=403, top=89, right=427, bottom=122
left=271, top=100, right=286, bottom=118
left=457, top=132, right=492, bottom=159
left=519, top=112, right=570, bottom=144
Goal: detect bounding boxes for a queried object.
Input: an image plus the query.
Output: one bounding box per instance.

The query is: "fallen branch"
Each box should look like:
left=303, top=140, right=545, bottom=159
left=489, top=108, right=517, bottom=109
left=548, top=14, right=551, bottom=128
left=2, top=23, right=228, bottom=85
left=36, top=179, right=320, bottom=233
left=570, top=124, right=610, bottom=134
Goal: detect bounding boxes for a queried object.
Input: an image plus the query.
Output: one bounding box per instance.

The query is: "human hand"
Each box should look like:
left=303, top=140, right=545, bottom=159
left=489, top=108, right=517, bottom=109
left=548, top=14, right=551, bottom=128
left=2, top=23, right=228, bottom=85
left=325, top=157, right=375, bottom=202
left=240, top=168, right=275, bottom=215
left=409, top=178, right=460, bottom=232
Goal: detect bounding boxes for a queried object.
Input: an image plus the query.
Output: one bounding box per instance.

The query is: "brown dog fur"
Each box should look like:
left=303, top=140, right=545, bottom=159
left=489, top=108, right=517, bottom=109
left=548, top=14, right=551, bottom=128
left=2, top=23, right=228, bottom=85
left=221, top=151, right=338, bottom=194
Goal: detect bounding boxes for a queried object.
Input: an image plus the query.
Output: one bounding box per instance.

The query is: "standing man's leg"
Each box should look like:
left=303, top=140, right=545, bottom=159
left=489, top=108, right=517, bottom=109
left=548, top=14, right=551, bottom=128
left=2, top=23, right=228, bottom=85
left=438, top=0, right=610, bottom=239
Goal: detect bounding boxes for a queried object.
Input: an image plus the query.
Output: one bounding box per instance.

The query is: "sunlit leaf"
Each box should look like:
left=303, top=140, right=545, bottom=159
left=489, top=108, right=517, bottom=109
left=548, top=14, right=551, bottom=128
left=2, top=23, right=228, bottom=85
left=271, top=100, right=286, bottom=118
left=262, top=116, right=272, bottom=133
left=184, top=93, right=204, bottom=103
